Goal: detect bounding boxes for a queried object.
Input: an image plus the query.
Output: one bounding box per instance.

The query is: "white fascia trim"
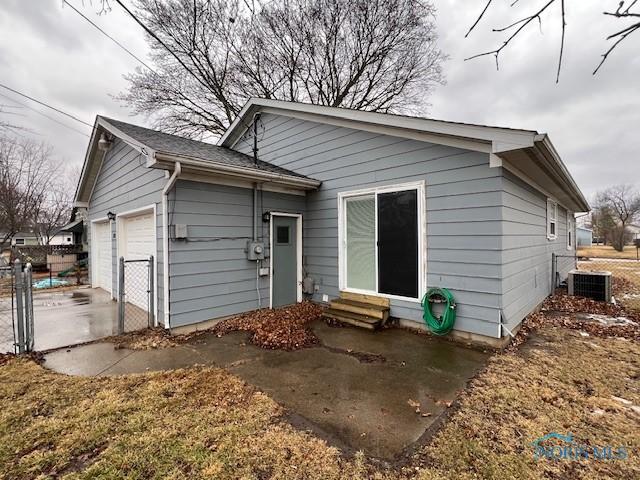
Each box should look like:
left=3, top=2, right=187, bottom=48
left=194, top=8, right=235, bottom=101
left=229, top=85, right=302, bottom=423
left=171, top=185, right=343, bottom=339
left=536, top=135, right=590, bottom=212
left=76, top=117, right=156, bottom=205
left=74, top=118, right=101, bottom=204
left=153, top=153, right=321, bottom=189
left=98, top=117, right=156, bottom=158
left=178, top=172, right=306, bottom=196
left=219, top=98, right=539, bottom=151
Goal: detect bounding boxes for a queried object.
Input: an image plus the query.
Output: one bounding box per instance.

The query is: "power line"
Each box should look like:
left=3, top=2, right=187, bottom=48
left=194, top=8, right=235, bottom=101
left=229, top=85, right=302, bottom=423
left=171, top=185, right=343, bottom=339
left=0, top=83, right=93, bottom=127
left=112, top=0, right=214, bottom=93
left=62, top=0, right=156, bottom=73
left=0, top=92, right=90, bottom=138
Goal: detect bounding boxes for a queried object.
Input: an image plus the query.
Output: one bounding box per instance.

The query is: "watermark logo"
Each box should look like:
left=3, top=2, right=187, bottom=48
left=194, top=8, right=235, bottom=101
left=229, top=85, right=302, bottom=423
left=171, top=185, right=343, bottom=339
left=531, top=432, right=628, bottom=461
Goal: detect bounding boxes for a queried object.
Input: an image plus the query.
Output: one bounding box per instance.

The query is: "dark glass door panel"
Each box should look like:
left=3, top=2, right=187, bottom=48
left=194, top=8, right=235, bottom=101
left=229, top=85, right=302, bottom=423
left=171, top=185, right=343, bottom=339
left=377, top=190, right=418, bottom=298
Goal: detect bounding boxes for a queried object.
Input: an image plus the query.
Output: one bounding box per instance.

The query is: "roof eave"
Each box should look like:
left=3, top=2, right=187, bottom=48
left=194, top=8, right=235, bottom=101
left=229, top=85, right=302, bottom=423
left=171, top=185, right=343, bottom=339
left=534, top=135, right=590, bottom=212
left=153, top=152, right=321, bottom=190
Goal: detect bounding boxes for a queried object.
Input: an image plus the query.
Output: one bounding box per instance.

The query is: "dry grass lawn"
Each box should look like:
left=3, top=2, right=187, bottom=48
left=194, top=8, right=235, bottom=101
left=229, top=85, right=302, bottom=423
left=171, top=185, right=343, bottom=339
left=1, top=326, right=639, bottom=479
left=578, top=245, right=639, bottom=260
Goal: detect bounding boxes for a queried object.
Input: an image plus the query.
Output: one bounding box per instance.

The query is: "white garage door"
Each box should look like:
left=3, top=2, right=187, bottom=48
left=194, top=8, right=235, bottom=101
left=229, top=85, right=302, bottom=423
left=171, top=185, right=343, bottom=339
left=121, top=211, right=155, bottom=312
left=93, top=221, right=112, bottom=293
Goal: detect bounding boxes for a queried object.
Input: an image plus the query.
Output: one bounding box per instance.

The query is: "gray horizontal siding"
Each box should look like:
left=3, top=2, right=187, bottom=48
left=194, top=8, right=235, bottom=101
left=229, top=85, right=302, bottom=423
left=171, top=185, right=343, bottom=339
left=87, top=139, right=166, bottom=323
left=235, top=113, right=503, bottom=337
left=501, top=171, right=575, bottom=327
left=168, top=180, right=305, bottom=328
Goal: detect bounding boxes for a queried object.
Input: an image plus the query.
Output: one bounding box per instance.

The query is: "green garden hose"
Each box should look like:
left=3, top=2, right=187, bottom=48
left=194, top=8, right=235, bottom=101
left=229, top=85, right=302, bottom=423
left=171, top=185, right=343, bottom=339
left=421, top=287, right=456, bottom=335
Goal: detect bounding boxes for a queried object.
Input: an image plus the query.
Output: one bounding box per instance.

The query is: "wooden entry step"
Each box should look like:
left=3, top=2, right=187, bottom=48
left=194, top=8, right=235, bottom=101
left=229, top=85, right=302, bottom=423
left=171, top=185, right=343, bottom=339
left=322, top=291, right=390, bottom=330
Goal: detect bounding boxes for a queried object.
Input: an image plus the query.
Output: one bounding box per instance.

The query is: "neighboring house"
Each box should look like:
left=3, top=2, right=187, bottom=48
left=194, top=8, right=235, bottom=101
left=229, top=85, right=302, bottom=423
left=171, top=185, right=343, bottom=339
left=0, top=232, right=40, bottom=248
left=576, top=227, right=593, bottom=247
left=48, top=218, right=84, bottom=246
left=627, top=224, right=640, bottom=242
left=74, top=100, right=589, bottom=347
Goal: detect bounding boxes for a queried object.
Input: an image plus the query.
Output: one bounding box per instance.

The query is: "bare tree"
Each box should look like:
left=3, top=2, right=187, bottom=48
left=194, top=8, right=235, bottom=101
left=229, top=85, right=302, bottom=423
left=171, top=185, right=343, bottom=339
left=34, top=176, right=75, bottom=245
left=595, top=185, right=640, bottom=251
left=117, top=0, right=445, bottom=138
left=0, top=136, right=64, bottom=246
left=465, top=0, right=640, bottom=81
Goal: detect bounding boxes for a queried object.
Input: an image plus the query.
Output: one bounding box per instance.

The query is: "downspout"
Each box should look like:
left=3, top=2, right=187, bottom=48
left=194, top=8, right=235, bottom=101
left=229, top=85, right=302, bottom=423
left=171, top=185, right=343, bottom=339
left=162, top=161, right=181, bottom=329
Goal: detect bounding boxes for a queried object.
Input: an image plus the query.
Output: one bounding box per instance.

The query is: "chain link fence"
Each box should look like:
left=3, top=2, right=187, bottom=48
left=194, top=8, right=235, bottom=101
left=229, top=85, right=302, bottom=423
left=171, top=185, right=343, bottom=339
left=0, top=260, right=34, bottom=354
left=118, top=256, right=154, bottom=333
left=0, top=259, right=16, bottom=354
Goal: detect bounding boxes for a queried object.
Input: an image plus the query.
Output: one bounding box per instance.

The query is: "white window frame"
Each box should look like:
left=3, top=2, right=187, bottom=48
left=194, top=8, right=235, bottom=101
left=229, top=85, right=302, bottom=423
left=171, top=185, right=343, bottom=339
left=337, top=180, right=427, bottom=303
left=547, top=199, right=558, bottom=240
left=567, top=215, right=574, bottom=250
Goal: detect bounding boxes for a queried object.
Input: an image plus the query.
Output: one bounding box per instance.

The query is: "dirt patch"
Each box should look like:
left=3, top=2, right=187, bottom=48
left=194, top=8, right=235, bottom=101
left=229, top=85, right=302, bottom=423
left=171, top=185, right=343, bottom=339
left=108, top=328, right=183, bottom=350
left=213, top=301, right=324, bottom=351
left=508, top=290, right=640, bottom=351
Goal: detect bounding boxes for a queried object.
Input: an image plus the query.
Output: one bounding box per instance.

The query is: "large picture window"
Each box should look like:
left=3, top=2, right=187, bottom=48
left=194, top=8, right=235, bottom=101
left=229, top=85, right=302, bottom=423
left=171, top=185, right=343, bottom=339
left=339, top=182, right=425, bottom=300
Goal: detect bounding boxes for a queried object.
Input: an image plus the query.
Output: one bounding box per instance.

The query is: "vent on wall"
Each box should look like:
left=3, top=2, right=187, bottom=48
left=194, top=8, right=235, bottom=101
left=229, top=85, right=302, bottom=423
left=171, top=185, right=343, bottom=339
left=568, top=270, right=612, bottom=303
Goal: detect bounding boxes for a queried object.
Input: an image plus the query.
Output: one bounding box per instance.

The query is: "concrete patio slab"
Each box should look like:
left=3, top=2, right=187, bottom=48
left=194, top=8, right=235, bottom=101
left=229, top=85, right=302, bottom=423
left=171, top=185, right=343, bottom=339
left=43, top=321, right=489, bottom=459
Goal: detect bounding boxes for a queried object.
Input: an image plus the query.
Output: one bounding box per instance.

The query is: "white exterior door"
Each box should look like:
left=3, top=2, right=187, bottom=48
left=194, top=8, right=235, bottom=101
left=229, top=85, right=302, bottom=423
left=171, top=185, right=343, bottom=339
left=93, top=221, right=112, bottom=293
left=121, top=211, right=155, bottom=311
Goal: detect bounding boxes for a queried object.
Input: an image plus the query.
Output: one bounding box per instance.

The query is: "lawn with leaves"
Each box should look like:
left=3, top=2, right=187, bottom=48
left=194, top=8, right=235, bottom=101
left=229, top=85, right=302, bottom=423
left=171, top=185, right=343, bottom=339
left=1, top=329, right=639, bottom=479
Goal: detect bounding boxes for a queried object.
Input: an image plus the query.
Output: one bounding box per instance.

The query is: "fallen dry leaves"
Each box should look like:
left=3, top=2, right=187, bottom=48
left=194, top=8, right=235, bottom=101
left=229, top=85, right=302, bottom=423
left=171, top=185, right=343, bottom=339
left=213, top=301, right=324, bottom=350
left=508, top=290, right=640, bottom=351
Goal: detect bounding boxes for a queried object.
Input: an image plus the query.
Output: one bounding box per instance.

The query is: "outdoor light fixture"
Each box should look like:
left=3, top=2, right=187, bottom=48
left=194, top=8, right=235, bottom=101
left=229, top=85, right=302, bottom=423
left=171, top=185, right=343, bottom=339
left=262, top=211, right=271, bottom=223
left=97, top=132, right=113, bottom=152
left=107, top=211, right=116, bottom=221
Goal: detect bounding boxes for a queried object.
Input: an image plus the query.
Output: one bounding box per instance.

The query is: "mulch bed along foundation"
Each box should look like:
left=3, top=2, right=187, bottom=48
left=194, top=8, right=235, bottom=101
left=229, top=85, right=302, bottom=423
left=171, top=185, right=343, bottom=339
left=212, top=301, right=324, bottom=350
left=507, top=290, right=640, bottom=351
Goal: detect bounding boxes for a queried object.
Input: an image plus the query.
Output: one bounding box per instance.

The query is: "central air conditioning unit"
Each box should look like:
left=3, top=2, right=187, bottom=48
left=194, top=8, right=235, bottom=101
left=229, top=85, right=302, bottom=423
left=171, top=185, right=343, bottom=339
left=568, top=270, right=612, bottom=302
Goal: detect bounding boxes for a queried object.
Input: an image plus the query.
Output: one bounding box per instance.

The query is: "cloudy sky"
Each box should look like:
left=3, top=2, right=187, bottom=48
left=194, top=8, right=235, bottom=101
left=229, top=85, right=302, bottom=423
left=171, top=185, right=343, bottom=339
left=0, top=0, right=638, bottom=202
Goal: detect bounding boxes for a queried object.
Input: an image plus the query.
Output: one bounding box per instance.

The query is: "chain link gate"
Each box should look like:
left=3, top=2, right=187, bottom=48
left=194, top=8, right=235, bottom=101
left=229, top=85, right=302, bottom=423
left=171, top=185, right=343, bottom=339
left=118, top=256, right=154, bottom=333
left=0, top=260, right=34, bottom=354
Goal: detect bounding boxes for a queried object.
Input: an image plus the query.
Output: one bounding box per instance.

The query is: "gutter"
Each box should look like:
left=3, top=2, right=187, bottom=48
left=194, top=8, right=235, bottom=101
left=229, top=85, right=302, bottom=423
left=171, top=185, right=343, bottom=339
left=162, top=161, right=181, bottom=329
left=534, top=135, right=590, bottom=212
left=154, top=153, right=321, bottom=190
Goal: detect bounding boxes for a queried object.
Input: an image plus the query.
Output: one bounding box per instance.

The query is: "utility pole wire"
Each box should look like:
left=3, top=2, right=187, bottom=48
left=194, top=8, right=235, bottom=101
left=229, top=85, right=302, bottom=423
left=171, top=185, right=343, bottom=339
left=63, top=0, right=156, bottom=73
left=0, top=92, right=90, bottom=138
left=0, top=83, right=93, bottom=127
left=112, top=0, right=215, bottom=93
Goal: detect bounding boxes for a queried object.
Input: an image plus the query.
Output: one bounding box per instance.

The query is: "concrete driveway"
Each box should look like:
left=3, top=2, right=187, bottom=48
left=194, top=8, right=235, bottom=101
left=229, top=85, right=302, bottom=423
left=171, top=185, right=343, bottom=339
left=33, top=287, right=118, bottom=351
left=44, top=321, right=489, bottom=459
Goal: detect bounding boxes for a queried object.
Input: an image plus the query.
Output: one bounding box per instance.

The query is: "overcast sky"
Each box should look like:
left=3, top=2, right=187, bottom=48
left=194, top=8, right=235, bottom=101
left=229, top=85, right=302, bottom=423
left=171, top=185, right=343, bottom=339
left=0, top=0, right=638, bottom=202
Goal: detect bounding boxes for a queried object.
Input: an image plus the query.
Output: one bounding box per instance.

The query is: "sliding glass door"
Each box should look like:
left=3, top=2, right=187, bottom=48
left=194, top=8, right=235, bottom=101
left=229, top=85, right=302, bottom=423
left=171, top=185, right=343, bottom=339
left=342, top=183, right=422, bottom=300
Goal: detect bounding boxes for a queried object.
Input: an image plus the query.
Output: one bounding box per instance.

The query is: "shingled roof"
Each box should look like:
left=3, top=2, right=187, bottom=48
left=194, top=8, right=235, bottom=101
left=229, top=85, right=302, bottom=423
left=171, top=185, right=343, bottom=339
left=101, top=117, right=314, bottom=181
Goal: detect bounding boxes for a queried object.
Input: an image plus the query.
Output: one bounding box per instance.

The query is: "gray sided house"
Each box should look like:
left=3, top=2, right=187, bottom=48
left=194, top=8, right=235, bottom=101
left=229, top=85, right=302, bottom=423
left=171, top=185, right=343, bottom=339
left=74, top=100, right=589, bottom=346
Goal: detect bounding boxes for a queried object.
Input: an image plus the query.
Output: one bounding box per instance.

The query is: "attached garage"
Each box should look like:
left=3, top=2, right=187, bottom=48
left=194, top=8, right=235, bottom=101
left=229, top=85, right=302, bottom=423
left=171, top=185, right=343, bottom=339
left=92, top=220, right=112, bottom=294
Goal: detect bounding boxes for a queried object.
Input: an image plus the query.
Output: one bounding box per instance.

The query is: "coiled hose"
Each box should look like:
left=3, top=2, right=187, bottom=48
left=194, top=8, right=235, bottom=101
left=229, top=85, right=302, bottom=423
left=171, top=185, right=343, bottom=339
left=421, top=287, right=456, bottom=335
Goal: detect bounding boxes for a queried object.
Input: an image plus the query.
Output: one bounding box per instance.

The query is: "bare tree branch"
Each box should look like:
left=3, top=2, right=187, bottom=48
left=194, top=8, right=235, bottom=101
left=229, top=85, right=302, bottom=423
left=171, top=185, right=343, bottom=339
left=465, top=0, right=493, bottom=38
left=466, top=0, right=640, bottom=79
left=115, top=0, right=446, bottom=138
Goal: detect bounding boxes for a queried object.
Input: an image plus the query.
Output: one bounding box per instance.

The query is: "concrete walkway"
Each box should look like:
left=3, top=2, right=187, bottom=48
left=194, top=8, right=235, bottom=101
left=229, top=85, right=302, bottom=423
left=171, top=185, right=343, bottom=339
left=34, top=288, right=117, bottom=351
left=44, top=321, right=489, bottom=459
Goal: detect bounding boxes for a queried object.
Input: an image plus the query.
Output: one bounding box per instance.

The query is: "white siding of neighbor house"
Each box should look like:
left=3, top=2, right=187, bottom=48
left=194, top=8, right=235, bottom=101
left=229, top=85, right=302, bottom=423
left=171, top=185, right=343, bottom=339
left=87, top=139, right=166, bottom=322
left=168, top=180, right=305, bottom=328
left=500, top=171, right=575, bottom=329
left=234, top=113, right=505, bottom=338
